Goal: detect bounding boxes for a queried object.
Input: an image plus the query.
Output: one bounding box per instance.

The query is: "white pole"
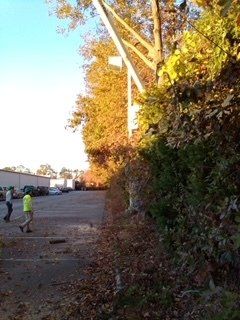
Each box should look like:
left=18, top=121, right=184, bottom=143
left=92, top=0, right=145, bottom=93
left=128, top=70, right=132, bottom=137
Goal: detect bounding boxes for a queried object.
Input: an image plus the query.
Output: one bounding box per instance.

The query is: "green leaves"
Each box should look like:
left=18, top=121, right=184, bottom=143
left=157, top=2, right=240, bottom=83
left=218, top=0, right=234, bottom=16
left=139, top=10, right=240, bottom=285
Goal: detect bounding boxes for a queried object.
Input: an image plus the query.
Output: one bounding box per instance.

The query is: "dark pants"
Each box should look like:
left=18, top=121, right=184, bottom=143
left=4, top=202, right=13, bottom=221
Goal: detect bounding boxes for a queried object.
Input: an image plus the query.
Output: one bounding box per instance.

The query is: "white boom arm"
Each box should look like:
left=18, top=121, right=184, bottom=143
left=92, top=0, right=145, bottom=93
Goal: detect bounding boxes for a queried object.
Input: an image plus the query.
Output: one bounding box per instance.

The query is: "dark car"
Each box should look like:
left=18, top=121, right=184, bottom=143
left=37, top=186, right=49, bottom=196
left=0, top=186, right=5, bottom=201
left=59, top=187, right=69, bottom=193
left=23, top=185, right=39, bottom=197
left=66, top=187, right=74, bottom=192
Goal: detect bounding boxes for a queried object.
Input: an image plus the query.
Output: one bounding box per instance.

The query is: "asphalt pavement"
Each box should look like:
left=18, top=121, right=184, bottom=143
left=0, top=191, right=106, bottom=319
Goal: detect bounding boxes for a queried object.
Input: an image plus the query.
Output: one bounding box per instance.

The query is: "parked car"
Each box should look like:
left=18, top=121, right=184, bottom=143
left=23, top=185, right=39, bottom=197
left=13, top=188, right=24, bottom=199
left=59, top=187, right=69, bottom=193
left=0, top=186, right=5, bottom=201
left=37, top=186, right=49, bottom=196
left=49, top=187, right=62, bottom=195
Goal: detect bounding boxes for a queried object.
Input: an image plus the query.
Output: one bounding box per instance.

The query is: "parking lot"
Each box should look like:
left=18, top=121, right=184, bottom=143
left=0, top=191, right=106, bottom=319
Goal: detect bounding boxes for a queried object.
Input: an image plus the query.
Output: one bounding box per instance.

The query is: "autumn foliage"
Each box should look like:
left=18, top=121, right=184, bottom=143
left=50, top=0, right=240, bottom=318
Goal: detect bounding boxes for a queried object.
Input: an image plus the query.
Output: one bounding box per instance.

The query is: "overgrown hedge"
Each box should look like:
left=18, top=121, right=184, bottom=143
left=137, top=3, right=240, bottom=285
left=138, top=58, right=240, bottom=292
left=136, top=61, right=240, bottom=316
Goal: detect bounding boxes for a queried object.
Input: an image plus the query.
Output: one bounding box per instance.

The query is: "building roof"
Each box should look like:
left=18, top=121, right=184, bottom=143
left=0, top=169, right=50, bottom=179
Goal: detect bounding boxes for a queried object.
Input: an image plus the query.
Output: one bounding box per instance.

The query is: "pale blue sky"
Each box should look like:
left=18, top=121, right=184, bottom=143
left=0, top=0, right=91, bottom=172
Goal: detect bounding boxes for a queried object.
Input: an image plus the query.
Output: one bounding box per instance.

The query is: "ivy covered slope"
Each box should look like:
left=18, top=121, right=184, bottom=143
left=139, top=0, right=240, bottom=301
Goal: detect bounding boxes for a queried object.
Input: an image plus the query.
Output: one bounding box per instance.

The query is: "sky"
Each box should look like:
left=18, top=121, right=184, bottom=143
left=0, top=0, right=91, bottom=173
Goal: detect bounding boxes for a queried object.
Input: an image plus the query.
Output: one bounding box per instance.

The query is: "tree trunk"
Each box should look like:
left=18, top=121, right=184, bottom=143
left=151, top=0, right=163, bottom=82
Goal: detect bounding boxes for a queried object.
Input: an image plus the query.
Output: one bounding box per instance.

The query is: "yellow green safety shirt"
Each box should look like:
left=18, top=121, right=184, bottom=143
left=23, top=194, right=33, bottom=212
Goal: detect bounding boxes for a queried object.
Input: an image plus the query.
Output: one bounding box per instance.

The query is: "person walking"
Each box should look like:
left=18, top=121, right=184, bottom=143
left=4, top=186, right=14, bottom=222
left=19, top=188, right=34, bottom=233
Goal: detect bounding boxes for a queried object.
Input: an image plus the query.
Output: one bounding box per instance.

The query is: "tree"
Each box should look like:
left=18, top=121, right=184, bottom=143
left=51, top=0, right=158, bottom=183
left=68, top=37, right=130, bottom=184
left=48, top=0, right=202, bottom=184
left=2, top=166, right=17, bottom=172
left=2, top=165, right=32, bottom=174
left=48, top=0, right=164, bottom=81
left=15, top=165, right=31, bottom=174
left=72, top=169, right=84, bottom=179
left=59, top=167, right=73, bottom=179
left=36, top=164, right=57, bottom=178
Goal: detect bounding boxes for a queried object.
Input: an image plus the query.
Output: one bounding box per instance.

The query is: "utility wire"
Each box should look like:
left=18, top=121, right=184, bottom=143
left=175, top=6, right=234, bottom=58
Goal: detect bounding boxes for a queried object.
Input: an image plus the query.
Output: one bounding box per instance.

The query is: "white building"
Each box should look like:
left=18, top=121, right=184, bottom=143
left=0, top=170, right=50, bottom=189
left=50, top=178, right=75, bottom=190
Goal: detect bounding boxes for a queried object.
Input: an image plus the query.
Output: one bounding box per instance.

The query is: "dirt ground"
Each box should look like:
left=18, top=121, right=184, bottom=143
left=0, top=191, right=106, bottom=320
